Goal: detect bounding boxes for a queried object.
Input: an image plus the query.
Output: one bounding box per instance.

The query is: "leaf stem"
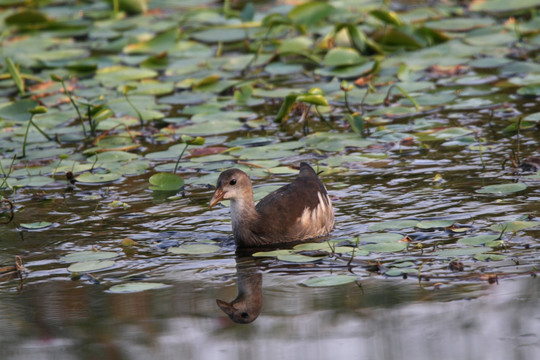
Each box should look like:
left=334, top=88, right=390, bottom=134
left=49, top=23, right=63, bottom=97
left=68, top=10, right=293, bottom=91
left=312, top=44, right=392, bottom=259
left=173, top=143, right=189, bottom=174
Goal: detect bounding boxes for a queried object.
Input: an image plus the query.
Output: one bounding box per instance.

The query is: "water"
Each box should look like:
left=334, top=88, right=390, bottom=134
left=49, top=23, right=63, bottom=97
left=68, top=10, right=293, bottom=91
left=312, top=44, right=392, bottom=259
left=1, top=0, right=540, bottom=357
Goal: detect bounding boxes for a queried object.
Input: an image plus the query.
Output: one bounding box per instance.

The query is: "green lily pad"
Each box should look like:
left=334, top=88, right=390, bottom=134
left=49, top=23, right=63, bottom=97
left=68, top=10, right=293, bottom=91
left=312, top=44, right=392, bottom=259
left=169, top=244, right=220, bottom=255
left=357, top=233, right=404, bottom=243
left=416, top=220, right=455, bottom=229
left=149, top=173, right=184, bottom=191
left=87, top=151, right=139, bottom=163
left=302, top=275, right=357, bottom=287
left=191, top=27, right=257, bottom=43
left=359, top=242, right=407, bottom=253
left=95, top=66, right=158, bottom=87
left=8, top=176, right=55, bottom=188
left=474, top=253, right=506, bottom=261
left=490, top=221, right=540, bottom=232
left=76, top=172, right=122, bottom=184
left=19, top=221, right=53, bottom=230
left=252, top=249, right=294, bottom=257
left=470, top=0, right=540, bottom=13
left=369, top=220, right=419, bottom=231
left=385, top=267, right=418, bottom=277
left=458, top=234, right=500, bottom=246
left=60, top=250, right=120, bottom=263
left=0, top=99, right=38, bottom=122
left=435, top=247, right=490, bottom=258
left=277, top=254, right=325, bottom=263
left=67, top=260, right=115, bottom=273
left=477, top=183, right=527, bottom=194
left=107, top=282, right=168, bottom=293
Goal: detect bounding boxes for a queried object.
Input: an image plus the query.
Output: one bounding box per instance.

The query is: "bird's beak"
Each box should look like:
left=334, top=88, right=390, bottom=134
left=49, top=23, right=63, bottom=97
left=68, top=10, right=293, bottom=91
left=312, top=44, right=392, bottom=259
left=209, top=188, right=225, bottom=208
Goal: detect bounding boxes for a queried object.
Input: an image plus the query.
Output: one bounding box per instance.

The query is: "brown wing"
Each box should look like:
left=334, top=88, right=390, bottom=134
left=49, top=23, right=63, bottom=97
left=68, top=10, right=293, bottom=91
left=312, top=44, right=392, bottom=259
left=252, top=163, right=333, bottom=242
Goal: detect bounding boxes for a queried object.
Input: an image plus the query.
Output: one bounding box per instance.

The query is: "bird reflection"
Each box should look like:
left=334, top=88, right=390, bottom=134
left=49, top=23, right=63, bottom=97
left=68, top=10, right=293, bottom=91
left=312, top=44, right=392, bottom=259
left=216, top=255, right=262, bottom=324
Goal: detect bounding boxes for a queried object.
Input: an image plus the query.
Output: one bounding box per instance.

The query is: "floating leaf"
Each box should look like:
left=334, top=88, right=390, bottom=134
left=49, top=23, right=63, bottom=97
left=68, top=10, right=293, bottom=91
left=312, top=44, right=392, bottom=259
left=252, top=249, right=294, bottom=257
left=385, top=267, right=417, bottom=277
left=302, top=275, right=357, bottom=287
left=476, top=183, right=527, bottom=194
left=107, top=282, right=168, bottom=293
left=277, top=254, right=325, bottom=263
left=19, top=221, right=52, bottom=230
left=60, top=251, right=120, bottom=263
left=0, top=99, right=38, bottom=122
left=369, top=220, right=419, bottom=231
left=416, top=220, right=455, bottom=229
left=169, top=244, right=220, bottom=255
left=96, top=66, right=158, bottom=87
left=490, top=221, right=540, bottom=232
left=67, top=260, right=115, bottom=273
left=359, top=242, right=407, bottom=253
left=149, top=173, right=184, bottom=191
left=458, top=234, right=499, bottom=246
left=469, top=0, right=540, bottom=13
left=76, top=173, right=122, bottom=184
left=358, top=233, right=404, bottom=243
left=474, top=253, right=506, bottom=261
left=435, top=247, right=490, bottom=258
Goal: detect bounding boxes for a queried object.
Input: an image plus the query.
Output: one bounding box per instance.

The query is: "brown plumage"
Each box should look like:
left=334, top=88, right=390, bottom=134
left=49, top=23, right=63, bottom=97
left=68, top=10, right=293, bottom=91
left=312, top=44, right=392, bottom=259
left=209, top=162, right=334, bottom=248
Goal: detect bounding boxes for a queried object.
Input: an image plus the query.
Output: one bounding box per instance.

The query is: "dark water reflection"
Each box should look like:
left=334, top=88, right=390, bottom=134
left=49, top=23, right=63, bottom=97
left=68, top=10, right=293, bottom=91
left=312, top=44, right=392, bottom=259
left=1, top=271, right=538, bottom=359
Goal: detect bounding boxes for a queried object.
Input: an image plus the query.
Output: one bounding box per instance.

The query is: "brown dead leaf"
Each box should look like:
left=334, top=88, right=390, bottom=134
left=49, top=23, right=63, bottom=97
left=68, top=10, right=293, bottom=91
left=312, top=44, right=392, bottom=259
left=427, top=64, right=468, bottom=77
left=354, top=74, right=373, bottom=86
left=188, top=146, right=228, bottom=157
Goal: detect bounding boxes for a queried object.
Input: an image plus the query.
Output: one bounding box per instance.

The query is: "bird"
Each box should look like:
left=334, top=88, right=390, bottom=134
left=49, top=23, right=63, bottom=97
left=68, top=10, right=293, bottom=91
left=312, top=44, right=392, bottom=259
left=209, top=162, right=334, bottom=248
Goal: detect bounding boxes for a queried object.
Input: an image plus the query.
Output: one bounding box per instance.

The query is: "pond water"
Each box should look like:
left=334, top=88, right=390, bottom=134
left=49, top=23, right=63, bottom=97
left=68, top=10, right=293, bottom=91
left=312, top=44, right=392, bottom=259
left=1, top=0, right=540, bottom=359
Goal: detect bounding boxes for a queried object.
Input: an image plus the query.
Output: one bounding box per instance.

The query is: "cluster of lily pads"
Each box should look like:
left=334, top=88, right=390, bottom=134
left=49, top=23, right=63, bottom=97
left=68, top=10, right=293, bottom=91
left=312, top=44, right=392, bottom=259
left=0, top=0, right=539, bottom=291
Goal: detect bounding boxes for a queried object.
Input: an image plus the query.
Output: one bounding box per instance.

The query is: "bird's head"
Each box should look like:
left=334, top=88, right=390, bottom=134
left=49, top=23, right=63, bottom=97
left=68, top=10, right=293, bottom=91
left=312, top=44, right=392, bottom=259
left=209, top=169, right=251, bottom=207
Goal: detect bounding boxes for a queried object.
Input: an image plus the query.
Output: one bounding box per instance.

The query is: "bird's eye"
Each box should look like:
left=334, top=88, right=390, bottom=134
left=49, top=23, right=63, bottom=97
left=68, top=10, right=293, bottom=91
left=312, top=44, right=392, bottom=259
left=229, top=179, right=237, bottom=186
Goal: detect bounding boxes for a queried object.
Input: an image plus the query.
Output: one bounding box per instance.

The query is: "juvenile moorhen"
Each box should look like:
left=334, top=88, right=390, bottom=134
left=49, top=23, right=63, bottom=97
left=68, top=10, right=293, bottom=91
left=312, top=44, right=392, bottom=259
left=209, top=162, right=334, bottom=248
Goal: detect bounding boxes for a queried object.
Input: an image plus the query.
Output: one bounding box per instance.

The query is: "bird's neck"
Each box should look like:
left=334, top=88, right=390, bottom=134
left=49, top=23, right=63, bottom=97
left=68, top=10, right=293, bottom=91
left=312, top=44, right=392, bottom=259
left=229, top=196, right=259, bottom=244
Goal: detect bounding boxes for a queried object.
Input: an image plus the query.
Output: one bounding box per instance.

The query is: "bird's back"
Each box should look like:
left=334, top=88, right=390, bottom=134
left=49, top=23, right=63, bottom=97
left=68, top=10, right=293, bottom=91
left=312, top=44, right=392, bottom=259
left=251, top=163, right=334, bottom=244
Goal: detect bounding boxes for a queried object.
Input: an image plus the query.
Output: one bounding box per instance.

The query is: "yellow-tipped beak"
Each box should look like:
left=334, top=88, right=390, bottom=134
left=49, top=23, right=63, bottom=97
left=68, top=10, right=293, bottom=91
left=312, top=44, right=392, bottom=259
left=209, top=188, right=225, bottom=208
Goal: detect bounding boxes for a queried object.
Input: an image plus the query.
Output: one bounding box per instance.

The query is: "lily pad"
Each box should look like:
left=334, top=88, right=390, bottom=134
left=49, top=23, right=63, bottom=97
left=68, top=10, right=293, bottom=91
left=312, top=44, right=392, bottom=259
left=169, top=244, right=220, bottom=255
left=416, top=220, right=455, bottom=229
left=19, top=221, right=53, bottom=230
left=67, top=260, right=115, bottom=273
left=76, top=172, right=122, bottom=184
left=302, top=275, right=357, bottom=287
left=357, top=233, right=404, bottom=243
left=107, top=282, right=168, bottom=293
left=458, top=234, right=500, bottom=246
left=476, top=183, right=527, bottom=194
left=369, top=220, right=419, bottom=231
left=252, top=249, right=294, bottom=257
left=60, top=251, right=120, bottom=263
left=490, top=221, right=540, bottom=232
left=149, top=173, right=184, bottom=191
left=277, top=254, right=325, bottom=263
left=359, top=242, right=407, bottom=253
